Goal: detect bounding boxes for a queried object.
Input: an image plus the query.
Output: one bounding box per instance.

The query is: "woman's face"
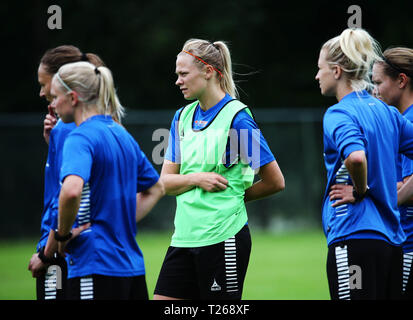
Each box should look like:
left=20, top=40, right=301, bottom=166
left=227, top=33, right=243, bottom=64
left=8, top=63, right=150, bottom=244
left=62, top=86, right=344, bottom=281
left=38, top=63, right=54, bottom=103
left=50, top=77, right=75, bottom=123
left=372, top=62, right=401, bottom=107
left=175, top=53, right=207, bottom=100
left=315, top=49, right=338, bottom=97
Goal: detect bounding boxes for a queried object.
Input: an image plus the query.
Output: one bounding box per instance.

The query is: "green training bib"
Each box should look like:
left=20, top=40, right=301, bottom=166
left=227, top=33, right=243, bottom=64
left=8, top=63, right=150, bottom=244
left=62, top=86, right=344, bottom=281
left=171, top=99, right=255, bottom=247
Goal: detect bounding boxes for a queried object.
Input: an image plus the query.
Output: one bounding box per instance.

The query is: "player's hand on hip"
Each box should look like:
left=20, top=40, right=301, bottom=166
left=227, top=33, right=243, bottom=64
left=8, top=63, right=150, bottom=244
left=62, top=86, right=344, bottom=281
left=56, top=223, right=91, bottom=257
left=71, top=223, right=91, bottom=239
left=329, top=184, right=355, bottom=207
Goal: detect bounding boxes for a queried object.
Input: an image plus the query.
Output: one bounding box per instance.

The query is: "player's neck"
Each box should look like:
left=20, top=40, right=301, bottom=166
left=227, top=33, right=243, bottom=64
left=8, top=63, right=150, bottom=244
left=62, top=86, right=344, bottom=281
left=75, top=105, right=100, bottom=126
left=336, top=83, right=353, bottom=102
left=198, top=89, right=226, bottom=111
left=398, top=91, right=413, bottom=114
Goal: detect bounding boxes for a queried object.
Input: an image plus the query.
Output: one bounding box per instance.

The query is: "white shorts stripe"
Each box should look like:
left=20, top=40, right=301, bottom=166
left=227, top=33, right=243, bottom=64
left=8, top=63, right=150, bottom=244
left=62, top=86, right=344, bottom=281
left=403, top=252, right=413, bottom=292
left=43, top=269, right=57, bottom=300
left=80, top=277, right=94, bottom=300
left=224, top=236, right=238, bottom=293
left=335, top=245, right=351, bottom=300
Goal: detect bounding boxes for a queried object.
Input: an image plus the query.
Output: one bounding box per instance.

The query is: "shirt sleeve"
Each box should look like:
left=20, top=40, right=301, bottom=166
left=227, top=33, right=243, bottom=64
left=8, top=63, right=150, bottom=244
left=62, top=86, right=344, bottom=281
left=402, top=154, right=413, bottom=179
left=399, top=110, right=413, bottom=160
left=60, top=132, right=93, bottom=183
left=323, top=107, right=367, bottom=159
left=228, top=109, right=275, bottom=170
left=136, top=144, right=160, bottom=192
left=164, top=108, right=183, bottom=164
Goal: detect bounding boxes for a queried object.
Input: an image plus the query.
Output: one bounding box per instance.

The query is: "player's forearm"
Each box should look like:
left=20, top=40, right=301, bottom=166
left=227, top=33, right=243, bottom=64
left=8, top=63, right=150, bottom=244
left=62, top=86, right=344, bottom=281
left=44, top=229, right=58, bottom=258
left=397, top=175, right=413, bottom=206
left=136, top=181, right=165, bottom=222
left=344, top=150, right=368, bottom=194
left=58, top=192, right=81, bottom=235
left=244, top=161, right=285, bottom=202
left=398, top=176, right=413, bottom=206
left=160, top=173, right=198, bottom=196
left=244, top=178, right=285, bottom=202
left=58, top=177, right=83, bottom=235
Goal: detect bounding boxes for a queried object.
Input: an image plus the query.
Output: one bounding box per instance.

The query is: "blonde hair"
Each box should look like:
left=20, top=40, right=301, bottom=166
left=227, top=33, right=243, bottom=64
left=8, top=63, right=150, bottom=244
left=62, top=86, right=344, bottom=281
left=54, top=61, right=125, bottom=122
left=180, top=39, right=238, bottom=98
left=322, top=28, right=382, bottom=92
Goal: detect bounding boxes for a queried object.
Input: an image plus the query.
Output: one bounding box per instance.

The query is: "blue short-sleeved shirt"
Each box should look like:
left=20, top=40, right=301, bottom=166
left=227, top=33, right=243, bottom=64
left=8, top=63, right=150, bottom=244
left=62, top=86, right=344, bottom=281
left=60, top=115, right=159, bottom=278
left=37, top=120, right=76, bottom=251
left=322, top=90, right=413, bottom=246
left=165, top=94, right=275, bottom=170
left=400, top=104, right=413, bottom=252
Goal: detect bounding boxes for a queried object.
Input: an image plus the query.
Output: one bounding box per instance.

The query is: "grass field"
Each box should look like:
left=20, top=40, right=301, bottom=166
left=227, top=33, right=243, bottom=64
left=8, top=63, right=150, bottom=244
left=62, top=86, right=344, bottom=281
left=0, top=229, right=330, bottom=300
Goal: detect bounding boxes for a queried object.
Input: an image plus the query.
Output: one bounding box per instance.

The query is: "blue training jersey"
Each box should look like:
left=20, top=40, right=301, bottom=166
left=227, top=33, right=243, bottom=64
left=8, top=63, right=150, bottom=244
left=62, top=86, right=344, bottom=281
left=322, top=90, right=413, bottom=247
left=400, top=104, right=413, bottom=253
left=165, top=93, right=275, bottom=170
left=37, top=120, right=76, bottom=251
left=60, top=115, right=159, bottom=279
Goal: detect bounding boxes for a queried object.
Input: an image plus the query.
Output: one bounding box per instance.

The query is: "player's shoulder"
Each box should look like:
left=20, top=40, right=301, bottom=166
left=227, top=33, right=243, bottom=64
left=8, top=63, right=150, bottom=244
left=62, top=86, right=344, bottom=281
left=65, top=118, right=101, bottom=143
left=229, top=99, right=255, bottom=123
left=175, top=106, right=185, bottom=119
left=324, top=101, right=351, bottom=121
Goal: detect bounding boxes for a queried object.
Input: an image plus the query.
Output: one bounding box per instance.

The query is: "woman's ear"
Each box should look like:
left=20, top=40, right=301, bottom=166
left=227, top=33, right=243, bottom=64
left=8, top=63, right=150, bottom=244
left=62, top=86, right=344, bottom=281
left=333, top=65, right=342, bottom=80
left=204, top=65, right=215, bottom=80
left=398, top=73, right=409, bottom=89
left=69, top=91, right=80, bottom=106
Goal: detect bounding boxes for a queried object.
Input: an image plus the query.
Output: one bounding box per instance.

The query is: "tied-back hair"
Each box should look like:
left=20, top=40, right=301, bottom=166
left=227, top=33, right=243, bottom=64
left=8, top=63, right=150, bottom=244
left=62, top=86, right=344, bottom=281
left=181, top=39, right=238, bottom=98
left=40, top=45, right=105, bottom=74
left=54, top=62, right=125, bottom=122
left=322, top=28, right=382, bottom=92
left=379, top=47, right=413, bottom=90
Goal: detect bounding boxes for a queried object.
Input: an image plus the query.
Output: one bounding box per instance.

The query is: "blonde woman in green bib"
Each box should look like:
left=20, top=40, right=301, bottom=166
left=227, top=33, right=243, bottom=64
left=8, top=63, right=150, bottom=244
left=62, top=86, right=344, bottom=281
left=154, top=39, right=285, bottom=300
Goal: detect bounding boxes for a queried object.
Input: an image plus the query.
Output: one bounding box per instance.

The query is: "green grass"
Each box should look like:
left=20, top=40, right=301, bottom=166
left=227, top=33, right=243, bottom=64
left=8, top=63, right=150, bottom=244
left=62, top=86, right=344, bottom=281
left=0, top=229, right=329, bottom=300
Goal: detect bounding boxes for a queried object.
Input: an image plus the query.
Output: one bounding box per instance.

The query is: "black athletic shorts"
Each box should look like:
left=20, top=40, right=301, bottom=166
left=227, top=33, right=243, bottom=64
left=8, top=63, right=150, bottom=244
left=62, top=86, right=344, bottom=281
left=327, top=239, right=403, bottom=300
left=66, top=274, right=148, bottom=300
left=36, top=255, right=68, bottom=300
left=154, top=225, right=252, bottom=300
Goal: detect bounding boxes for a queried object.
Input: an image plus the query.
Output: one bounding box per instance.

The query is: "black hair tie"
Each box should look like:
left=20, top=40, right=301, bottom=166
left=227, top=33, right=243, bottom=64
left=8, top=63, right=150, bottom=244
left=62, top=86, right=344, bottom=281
left=211, top=42, right=219, bottom=50
left=383, top=56, right=413, bottom=78
left=81, top=53, right=88, bottom=61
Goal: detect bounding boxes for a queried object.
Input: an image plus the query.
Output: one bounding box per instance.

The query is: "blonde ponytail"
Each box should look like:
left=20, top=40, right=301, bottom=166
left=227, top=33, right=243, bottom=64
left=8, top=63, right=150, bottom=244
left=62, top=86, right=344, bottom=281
left=322, top=28, right=382, bottom=91
left=54, top=61, right=125, bottom=122
left=213, top=41, right=238, bottom=99
left=96, top=66, right=125, bottom=122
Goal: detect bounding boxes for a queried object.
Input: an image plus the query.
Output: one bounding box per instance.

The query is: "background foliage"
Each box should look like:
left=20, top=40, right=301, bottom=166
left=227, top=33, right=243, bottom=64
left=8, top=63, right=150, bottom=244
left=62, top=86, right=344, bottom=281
left=1, top=0, right=413, bottom=239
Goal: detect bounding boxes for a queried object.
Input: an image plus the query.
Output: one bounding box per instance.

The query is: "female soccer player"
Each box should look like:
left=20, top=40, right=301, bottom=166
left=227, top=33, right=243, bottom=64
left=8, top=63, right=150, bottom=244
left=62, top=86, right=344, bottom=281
left=373, top=47, right=413, bottom=298
left=316, top=29, right=413, bottom=299
left=48, top=61, right=164, bottom=300
left=153, top=39, right=285, bottom=300
left=28, top=46, right=105, bottom=300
